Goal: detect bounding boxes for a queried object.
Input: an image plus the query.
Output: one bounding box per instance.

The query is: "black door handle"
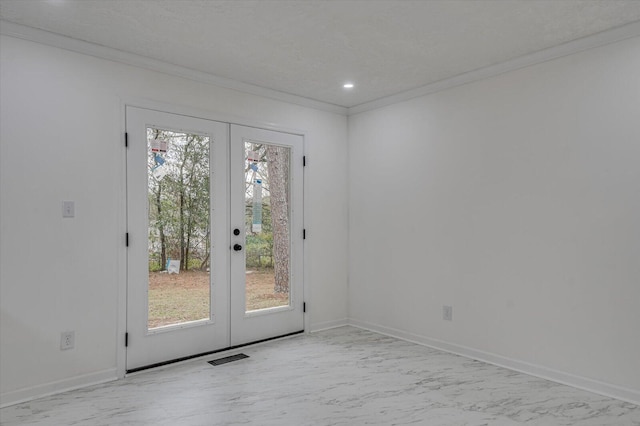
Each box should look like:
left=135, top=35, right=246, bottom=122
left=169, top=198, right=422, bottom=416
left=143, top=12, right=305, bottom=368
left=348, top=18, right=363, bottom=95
left=233, top=244, right=243, bottom=251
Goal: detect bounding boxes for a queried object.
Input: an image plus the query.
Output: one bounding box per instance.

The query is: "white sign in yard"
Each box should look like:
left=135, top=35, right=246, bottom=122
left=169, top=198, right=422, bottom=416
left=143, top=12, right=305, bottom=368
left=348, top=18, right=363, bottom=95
left=152, top=166, right=168, bottom=180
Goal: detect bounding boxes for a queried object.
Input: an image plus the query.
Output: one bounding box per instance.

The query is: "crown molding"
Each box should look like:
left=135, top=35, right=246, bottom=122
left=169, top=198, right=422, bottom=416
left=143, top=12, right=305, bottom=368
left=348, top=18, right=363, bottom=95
left=0, top=20, right=348, bottom=116
left=3, top=19, right=639, bottom=117
left=348, top=20, right=640, bottom=115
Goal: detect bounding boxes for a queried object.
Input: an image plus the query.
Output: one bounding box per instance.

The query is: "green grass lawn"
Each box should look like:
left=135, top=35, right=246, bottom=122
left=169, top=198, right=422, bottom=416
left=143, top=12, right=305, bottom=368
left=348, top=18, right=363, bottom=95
left=148, top=269, right=288, bottom=329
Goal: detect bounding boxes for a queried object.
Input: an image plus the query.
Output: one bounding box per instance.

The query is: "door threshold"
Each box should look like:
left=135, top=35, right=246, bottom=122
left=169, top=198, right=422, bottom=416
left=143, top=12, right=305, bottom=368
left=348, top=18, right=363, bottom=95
left=126, top=330, right=304, bottom=374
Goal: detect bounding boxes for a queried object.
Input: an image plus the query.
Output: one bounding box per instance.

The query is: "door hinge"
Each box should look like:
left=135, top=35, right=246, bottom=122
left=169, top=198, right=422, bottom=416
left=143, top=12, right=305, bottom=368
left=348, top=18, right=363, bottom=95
left=125, top=132, right=128, bottom=147
left=125, top=332, right=129, bottom=347
left=303, top=229, right=306, bottom=240
left=126, top=233, right=129, bottom=247
left=303, top=302, right=306, bottom=313
left=303, top=156, right=306, bottom=167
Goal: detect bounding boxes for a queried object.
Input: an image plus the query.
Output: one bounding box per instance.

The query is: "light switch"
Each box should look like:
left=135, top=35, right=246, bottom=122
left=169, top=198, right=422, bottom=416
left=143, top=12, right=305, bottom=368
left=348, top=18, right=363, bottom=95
left=62, top=201, right=75, bottom=218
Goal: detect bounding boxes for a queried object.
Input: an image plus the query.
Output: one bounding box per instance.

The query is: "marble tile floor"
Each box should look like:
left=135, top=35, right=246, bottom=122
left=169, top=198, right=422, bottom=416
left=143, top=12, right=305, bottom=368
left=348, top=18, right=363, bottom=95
left=1, top=326, right=639, bottom=426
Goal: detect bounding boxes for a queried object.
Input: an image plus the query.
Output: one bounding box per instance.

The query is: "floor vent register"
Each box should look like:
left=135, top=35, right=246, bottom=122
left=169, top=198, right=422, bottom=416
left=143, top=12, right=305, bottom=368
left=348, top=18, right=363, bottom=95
left=208, top=353, right=249, bottom=366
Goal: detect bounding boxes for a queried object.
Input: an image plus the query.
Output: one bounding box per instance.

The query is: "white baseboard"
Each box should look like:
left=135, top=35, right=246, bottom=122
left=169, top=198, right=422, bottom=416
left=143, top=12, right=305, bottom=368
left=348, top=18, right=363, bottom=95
left=308, top=318, right=349, bottom=333
left=4, top=323, right=637, bottom=408
left=348, top=318, right=640, bottom=406
left=0, top=369, right=118, bottom=408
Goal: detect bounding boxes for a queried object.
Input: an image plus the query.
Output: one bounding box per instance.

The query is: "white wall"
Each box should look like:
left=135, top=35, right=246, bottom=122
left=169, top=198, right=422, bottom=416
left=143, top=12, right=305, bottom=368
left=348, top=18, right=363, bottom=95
left=348, top=36, right=640, bottom=402
left=3, top=28, right=639, bottom=408
left=0, top=35, right=348, bottom=404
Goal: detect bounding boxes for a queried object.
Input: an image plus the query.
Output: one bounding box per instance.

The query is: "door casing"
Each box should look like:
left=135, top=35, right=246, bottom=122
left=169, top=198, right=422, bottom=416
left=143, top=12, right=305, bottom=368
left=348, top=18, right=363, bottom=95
left=121, top=104, right=306, bottom=374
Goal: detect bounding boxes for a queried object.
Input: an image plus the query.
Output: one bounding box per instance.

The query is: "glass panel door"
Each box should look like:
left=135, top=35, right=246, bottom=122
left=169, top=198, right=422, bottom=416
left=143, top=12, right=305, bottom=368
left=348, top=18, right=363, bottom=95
left=230, top=125, right=304, bottom=346
left=126, top=109, right=304, bottom=370
left=126, top=107, right=229, bottom=371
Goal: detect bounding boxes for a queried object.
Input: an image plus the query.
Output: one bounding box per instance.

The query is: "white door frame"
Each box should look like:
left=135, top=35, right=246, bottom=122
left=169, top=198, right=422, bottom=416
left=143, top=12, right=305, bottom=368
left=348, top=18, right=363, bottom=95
left=117, top=100, right=307, bottom=377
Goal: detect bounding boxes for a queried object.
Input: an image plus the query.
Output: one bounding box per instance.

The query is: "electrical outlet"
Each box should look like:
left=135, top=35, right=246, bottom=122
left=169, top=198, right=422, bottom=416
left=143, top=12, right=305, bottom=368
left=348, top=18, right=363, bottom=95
left=60, top=331, right=75, bottom=350
left=443, top=305, right=453, bottom=321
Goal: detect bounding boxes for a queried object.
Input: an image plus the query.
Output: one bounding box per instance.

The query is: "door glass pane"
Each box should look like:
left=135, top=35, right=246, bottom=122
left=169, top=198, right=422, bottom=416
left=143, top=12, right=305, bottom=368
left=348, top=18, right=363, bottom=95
left=244, top=141, right=291, bottom=311
left=147, top=128, right=211, bottom=329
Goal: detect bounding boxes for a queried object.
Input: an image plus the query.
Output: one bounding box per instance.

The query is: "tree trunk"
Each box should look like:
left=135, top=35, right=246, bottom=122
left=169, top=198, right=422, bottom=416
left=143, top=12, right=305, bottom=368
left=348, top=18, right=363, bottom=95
left=152, top=129, right=167, bottom=270
left=185, top=228, right=191, bottom=271
left=185, top=197, right=193, bottom=271
left=156, top=185, right=167, bottom=269
left=179, top=191, right=185, bottom=270
left=200, top=247, right=210, bottom=270
left=266, top=145, right=289, bottom=293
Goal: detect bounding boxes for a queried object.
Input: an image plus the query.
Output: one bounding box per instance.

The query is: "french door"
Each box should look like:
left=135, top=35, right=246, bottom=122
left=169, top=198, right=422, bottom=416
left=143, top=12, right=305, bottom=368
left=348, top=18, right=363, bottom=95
left=125, top=107, right=304, bottom=371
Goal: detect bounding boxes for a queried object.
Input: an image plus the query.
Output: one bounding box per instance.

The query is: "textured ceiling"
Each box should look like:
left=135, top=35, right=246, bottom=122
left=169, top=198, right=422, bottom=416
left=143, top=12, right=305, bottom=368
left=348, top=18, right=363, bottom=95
left=1, top=0, right=640, bottom=108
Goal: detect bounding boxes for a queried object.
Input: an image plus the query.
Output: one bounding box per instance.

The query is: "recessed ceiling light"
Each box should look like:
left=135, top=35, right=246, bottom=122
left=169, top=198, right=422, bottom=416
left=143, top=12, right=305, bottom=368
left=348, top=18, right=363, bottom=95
left=343, top=83, right=354, bottom=89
